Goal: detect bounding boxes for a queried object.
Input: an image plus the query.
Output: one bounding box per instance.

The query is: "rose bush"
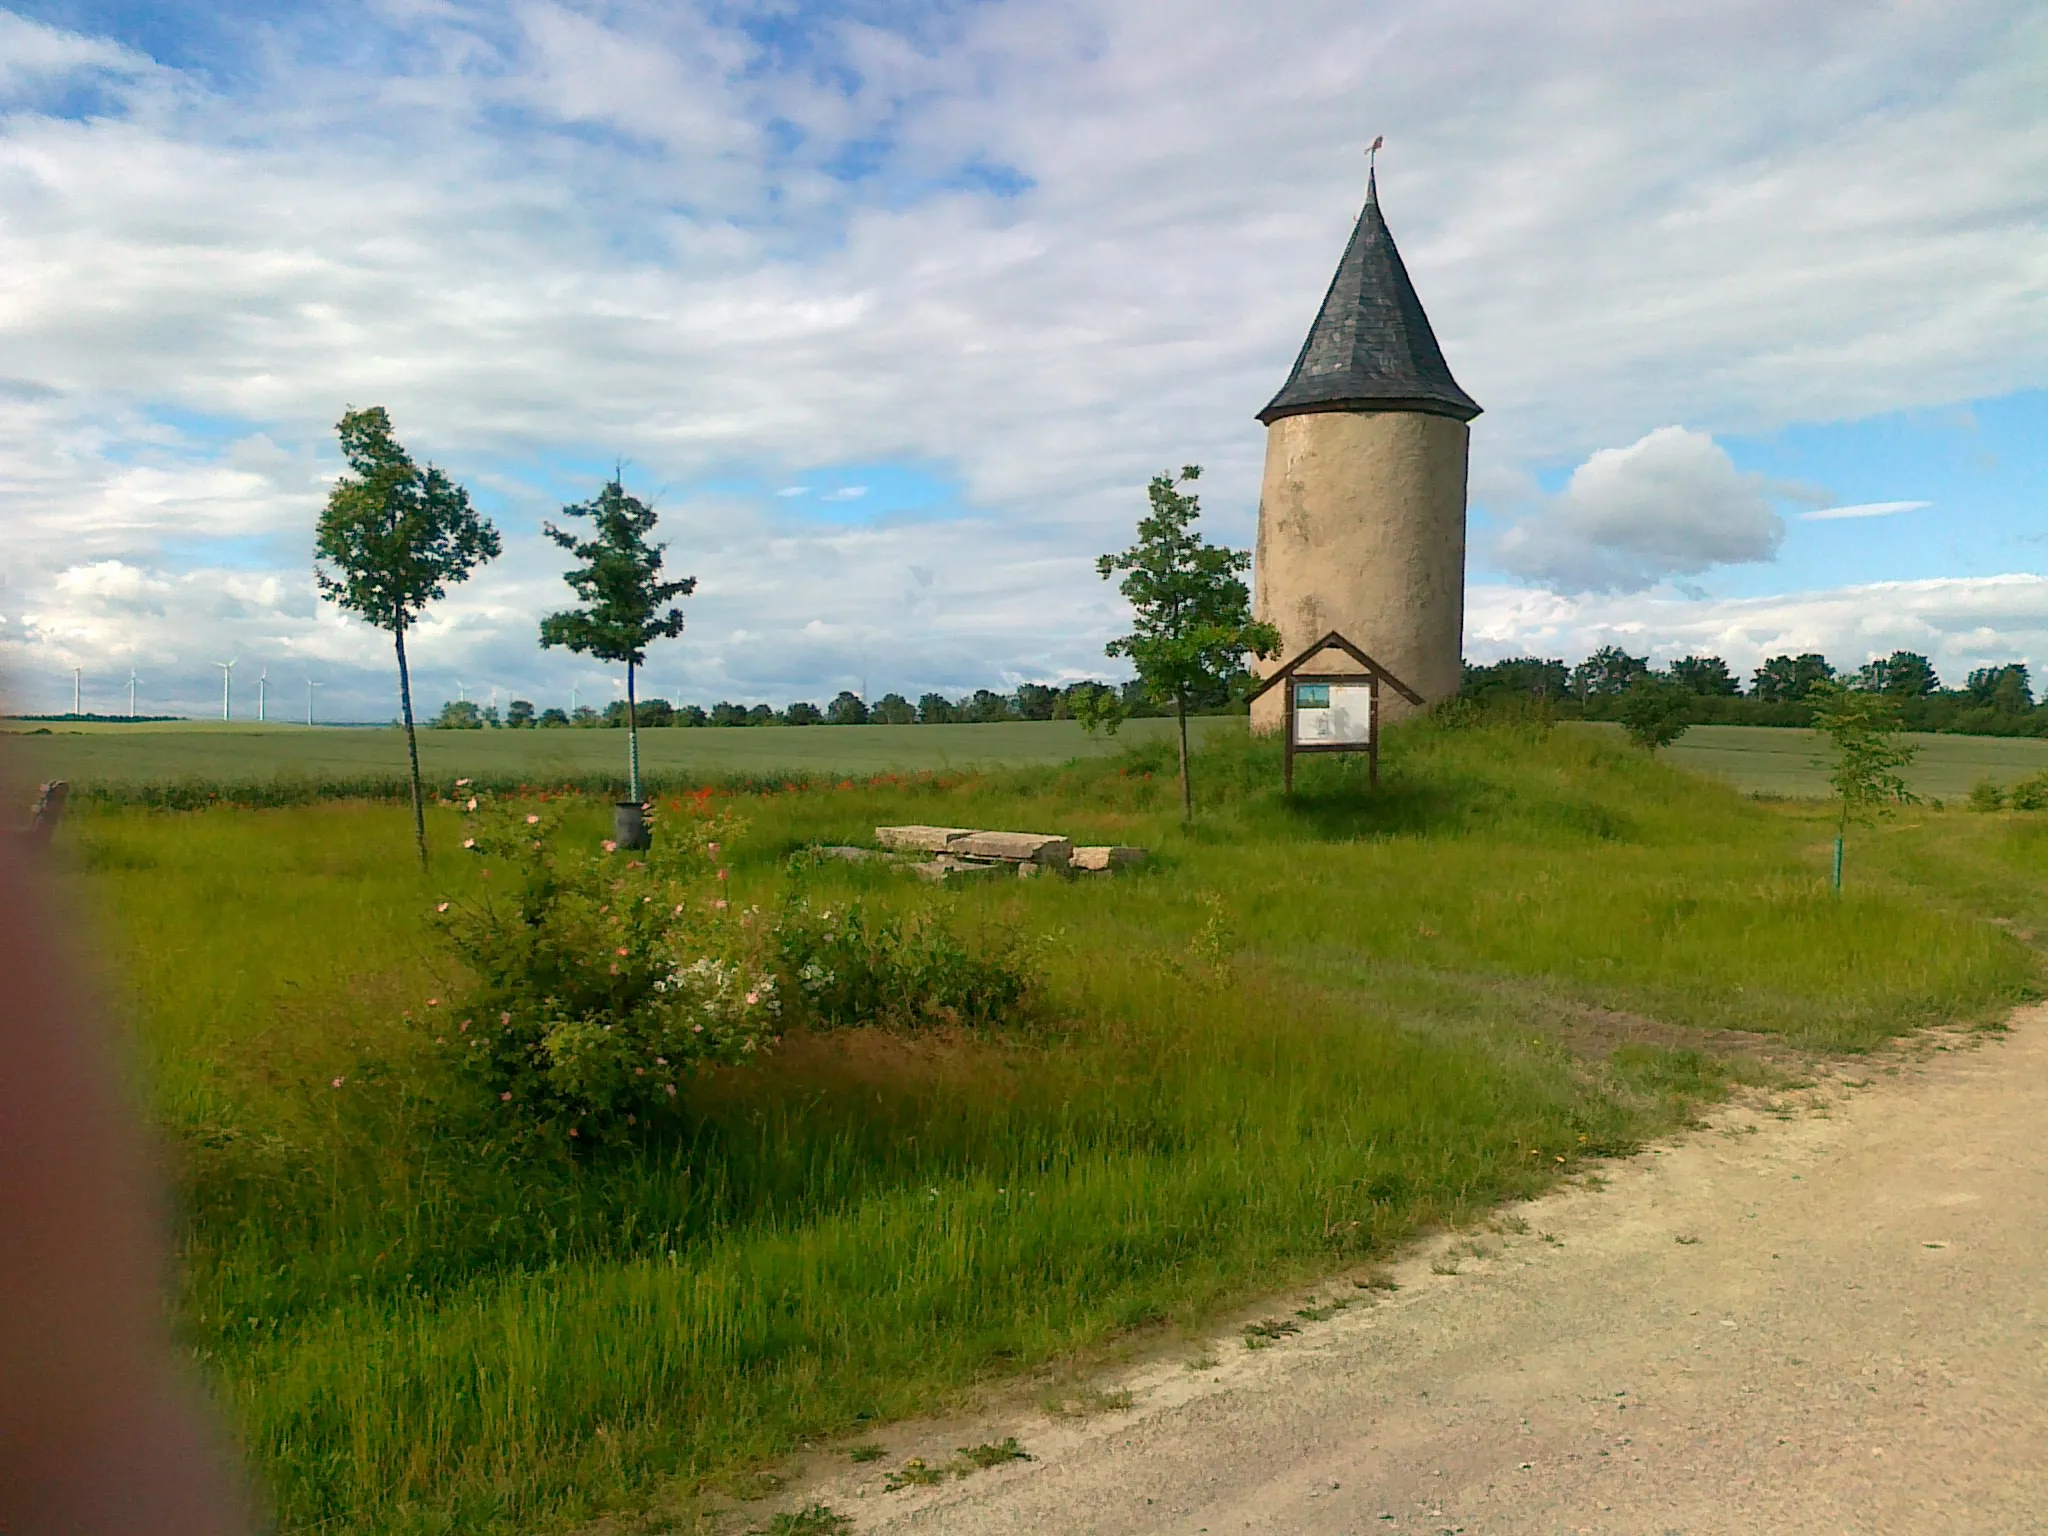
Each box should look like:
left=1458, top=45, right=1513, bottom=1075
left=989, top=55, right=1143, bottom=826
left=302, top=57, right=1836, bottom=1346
left=429, top=794, right=1034, bottom=1137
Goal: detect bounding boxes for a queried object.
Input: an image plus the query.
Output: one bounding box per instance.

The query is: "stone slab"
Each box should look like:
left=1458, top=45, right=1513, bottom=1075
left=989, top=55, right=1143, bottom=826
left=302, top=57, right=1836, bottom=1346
left=1070, top=845, right=1146, bottom=872
left=946, top=831, right=1073, bottom=866
left=876, top=825, right=977, bottom=853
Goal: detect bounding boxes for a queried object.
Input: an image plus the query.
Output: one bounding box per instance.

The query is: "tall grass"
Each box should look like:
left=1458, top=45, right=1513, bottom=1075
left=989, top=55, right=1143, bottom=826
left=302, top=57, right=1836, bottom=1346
left=67, top=716, right=2038, bottom=1533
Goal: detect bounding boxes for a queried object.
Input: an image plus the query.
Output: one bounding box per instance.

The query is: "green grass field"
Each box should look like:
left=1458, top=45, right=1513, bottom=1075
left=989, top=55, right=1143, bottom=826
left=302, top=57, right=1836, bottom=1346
left=13, top=715, right=2048, bottom=802
left=49, top=719, right=2048, bottom=1533
left=1, top=716, right=1241, bottom=794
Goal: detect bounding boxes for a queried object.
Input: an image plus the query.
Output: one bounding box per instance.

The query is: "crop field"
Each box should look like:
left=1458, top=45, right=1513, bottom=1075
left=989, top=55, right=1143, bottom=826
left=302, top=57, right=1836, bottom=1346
left=1642, top=723, right=2048, bottom=800
left=13, top=716, right=2048, bottom=803
left=40, top=719, right=2048, bottom=1533
left=1, top=715, right=1240, bottom=797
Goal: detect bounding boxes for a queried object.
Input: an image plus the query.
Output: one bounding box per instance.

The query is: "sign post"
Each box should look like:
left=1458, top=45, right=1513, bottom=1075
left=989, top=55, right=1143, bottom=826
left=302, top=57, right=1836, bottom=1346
left=1247, top=631, right=1422, bottom=796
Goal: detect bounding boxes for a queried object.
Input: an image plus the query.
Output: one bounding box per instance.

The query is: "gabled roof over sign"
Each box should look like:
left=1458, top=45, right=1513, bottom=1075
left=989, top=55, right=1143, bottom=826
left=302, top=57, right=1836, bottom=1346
left=1244, top=631, right=1425, bottom=705
left=1257, top=170, right=1481, bottom=426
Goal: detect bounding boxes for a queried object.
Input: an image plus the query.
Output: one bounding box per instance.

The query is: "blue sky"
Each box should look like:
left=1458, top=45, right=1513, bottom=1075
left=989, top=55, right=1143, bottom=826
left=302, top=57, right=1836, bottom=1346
left=1, top=0, right=2045, bottom=717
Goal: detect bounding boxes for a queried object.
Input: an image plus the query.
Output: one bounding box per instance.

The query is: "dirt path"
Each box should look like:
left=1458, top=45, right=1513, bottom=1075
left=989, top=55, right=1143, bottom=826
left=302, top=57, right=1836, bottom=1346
left=774, top=1011, right=2048, bottom=1534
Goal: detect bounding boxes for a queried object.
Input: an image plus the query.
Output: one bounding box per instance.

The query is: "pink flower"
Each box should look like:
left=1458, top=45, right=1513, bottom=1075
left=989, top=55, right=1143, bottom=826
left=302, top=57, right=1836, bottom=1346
left=437, top=902, right=450, bottom=913
left=665, top=1083, right=677, bottom=1096
left=674, top=904, right=686, bottom=915
left=707, top=841, right=721, bottom=855
left=615, top=947, right=628, bottom=956
left=745, top=991, right=760, bottom=1006
left=526, top=813, right=540, bottom=825
left=717, top=868, right=729, bottom=882
left=609, top=963, right=620, bottom=975
left=463, top=838, right=476, bottom=849
left=500, top=1012, right=511, bottom=1025
left=465, top=797, right=478, bottom=812
left=569, top=1127, right=580, bottom=1138
left=456, top=778, right=472, bottom=787
left=459, top=1020, right=469, bottom=1032
left=500, top=1091, right=512, bottom=1102
left=331, top=1077, right=345, bottom=1089
left=603, top=839, right=618, bottom=853
left=655, top=1057, right=667, bottom=1066
left=711, top=899, right=728, bottom=911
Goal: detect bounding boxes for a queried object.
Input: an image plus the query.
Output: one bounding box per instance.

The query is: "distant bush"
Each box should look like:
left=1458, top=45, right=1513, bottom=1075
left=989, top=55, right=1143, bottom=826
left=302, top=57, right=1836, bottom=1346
left=2009, top=771, right=2048, bottom=811
left=1967, top=777, right=2007, bottom=812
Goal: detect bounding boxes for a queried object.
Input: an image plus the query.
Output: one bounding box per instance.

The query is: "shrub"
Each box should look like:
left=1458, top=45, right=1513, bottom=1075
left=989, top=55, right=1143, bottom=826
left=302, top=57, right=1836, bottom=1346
left=430, top=795, right=1035, bottom=1136
left=2009, top=771, right=2048, bottom=811
left=1967, top=776, right=2007, bottom=812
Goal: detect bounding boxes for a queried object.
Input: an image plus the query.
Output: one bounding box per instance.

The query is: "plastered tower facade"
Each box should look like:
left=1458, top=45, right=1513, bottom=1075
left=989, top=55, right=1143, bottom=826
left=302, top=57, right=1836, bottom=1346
left=1250, top=172, right=1480, bottom=733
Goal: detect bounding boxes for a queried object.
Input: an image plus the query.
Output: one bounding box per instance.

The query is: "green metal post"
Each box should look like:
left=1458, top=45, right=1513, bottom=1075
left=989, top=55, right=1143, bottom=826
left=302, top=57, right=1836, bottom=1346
left=1832, top=835, right=1844, bottom=892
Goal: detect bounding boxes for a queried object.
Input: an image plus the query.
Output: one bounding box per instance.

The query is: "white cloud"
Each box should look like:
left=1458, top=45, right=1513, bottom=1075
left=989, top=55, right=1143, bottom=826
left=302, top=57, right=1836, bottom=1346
left=1468, top=573, right=2048, bottom=687
left=1799, top=500, right=1931, bottom=521
left=820, top=486, right=869, bottom=502
left=0, top=1, right=2045, bottom=712
left=1490, top=427, right=1783, bottom=594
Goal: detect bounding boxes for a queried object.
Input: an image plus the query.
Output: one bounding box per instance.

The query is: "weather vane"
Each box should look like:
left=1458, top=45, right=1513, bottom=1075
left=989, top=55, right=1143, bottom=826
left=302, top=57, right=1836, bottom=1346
left=1367, top=134, right=1384, bottom=197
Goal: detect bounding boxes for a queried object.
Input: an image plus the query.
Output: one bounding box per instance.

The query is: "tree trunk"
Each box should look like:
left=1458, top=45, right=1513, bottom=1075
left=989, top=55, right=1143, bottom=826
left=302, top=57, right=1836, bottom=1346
left=626, top=661, right=641, bottom=804
left=394, top=621, right=428, bottom=869
left=1175, top=688, right=1192, bottom=822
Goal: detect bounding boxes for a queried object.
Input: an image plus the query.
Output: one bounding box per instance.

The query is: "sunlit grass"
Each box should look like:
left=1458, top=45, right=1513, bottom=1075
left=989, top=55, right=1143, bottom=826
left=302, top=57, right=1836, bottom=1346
left=66, top=716, right=2040, bottom=1533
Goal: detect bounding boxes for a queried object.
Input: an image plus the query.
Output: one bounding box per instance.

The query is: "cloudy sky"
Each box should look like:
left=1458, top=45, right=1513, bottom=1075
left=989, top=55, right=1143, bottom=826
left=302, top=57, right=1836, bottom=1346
left=2, top=0, right=2044, bottom=719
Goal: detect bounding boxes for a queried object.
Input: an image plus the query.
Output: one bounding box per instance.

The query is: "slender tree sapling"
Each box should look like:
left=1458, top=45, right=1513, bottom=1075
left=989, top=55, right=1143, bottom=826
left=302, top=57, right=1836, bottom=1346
left=314, top=407, right=500, bottom=867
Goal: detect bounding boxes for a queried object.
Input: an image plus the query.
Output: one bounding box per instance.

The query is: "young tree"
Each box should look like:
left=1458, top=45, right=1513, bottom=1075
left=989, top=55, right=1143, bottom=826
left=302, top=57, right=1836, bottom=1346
left=1809, top=683, right=1919, bottom=889
left=538, top=477, right=696, bottom=813
left=315, top=406, right=500, bottom=867
left=1098, top=466, right=1280, bottom=819
left=1618, top=674, right=1693, bottom=753
left=1751, top=652, right=1835, bottom=702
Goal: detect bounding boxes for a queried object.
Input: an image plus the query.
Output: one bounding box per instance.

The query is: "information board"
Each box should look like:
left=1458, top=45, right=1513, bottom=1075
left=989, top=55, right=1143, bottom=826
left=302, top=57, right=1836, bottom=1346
left=1291, top=681, right=1375, bottom=747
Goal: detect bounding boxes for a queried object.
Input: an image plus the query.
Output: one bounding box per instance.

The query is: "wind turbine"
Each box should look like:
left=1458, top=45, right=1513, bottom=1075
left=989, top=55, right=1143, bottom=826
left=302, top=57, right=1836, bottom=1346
left=216, top=660, right=235, bottom=721
left=306, top=679, right=323, bottom=726
left=127, top=670, right=138, bottom=719
left=72, top=667, right=81, bottom=716
left=257, top=667, right=268, bottom=723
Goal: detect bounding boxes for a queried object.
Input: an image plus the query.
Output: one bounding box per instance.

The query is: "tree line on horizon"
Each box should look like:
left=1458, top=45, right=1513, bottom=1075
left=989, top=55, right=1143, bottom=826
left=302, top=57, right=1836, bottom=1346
left=1464, top=645, right=2046, bottom=736
left=426, top=676, right=1241, bottom=732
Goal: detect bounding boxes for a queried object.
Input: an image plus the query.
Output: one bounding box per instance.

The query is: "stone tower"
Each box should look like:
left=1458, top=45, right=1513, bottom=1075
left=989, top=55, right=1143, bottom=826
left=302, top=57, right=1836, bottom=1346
left=1249, top=169, right=1480, bottom=732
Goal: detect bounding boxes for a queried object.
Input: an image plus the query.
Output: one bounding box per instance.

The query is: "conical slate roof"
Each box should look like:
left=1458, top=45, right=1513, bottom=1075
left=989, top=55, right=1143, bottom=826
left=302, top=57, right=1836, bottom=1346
left=1258, top=172, right=1480, bottom=426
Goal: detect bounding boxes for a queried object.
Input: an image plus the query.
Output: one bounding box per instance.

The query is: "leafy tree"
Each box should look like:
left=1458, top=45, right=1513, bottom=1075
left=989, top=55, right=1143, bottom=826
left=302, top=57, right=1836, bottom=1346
left=1853, top=650, right=1939, bottom=698
left=871, top=692, right=916, bottom=725
left=826, top=690, right=870, bottom=725
left=1097, top=465, right=1280, bottom=818
left=1809, top=683, right=1919, bottom=888
left=571, top=704, right=600, bottom=727
left=675, top=703, right=708, bottom=727
left=746, top=704, right=775, bottom=726
left=538, top=477, right=696, bottom=804
left=1015, top=683, right=1058, bottom=721
left=1119, top=678, right=1162, bottom=717
left=1966, top=663, right=2032, bottom=713
left=1750, top=653, right=1835, bottom=702
left=783, top=701, right=823, bottom=726
left=433, top=698, right=485, bottom=730
left=1617, top=674, right=1693, bottom=752
left=1070, top=682, right=1127, bottom=737
left=506, top=698, right=536, bottom=728
left=1668, top=655, right=1738, bottom=696
left=709, top=701, right=751, bottom=727
left=917, top=692, right=956, bottom=724
left=1570, top=645, right=1648, bottom=700
left=315, top=406, right=500, bottom=866
left=1462, top=657, right=1570, bottom=703
left=537, top=707, right=570, bottom=728
left=966, top=689, right=1014, bottom=723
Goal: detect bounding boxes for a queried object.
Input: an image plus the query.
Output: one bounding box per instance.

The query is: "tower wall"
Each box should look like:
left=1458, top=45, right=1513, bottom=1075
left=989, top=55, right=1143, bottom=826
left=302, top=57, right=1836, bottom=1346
left=1250, top=409, right=1468, bottom=734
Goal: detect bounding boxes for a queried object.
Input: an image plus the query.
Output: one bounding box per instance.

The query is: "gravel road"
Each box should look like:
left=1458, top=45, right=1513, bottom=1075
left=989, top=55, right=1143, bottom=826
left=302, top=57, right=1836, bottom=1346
left=783, top=1011, right=2048, bottom=1534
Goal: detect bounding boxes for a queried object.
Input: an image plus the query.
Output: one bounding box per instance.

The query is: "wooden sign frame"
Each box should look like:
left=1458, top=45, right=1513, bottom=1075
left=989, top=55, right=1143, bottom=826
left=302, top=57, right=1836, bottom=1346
left=1244, top=631, right=1423, bottom=794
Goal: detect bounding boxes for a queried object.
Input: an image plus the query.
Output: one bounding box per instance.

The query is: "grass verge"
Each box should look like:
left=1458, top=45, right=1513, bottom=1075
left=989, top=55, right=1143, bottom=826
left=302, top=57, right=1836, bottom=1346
left=64, top=715, right=2038, bottom=1533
